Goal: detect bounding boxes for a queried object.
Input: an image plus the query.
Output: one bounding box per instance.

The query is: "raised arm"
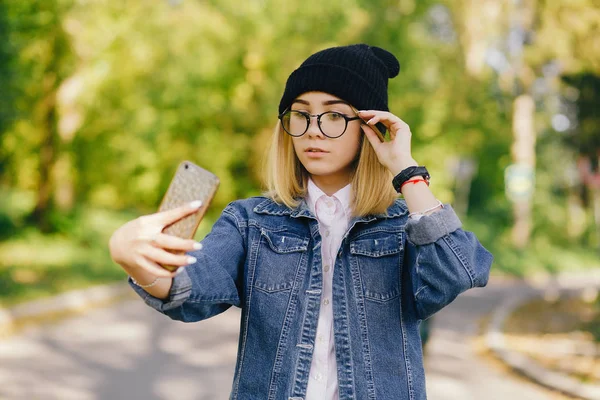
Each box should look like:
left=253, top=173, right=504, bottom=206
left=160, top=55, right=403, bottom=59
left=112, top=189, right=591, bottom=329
left=403, top=205, right=493, bottom=321
left=109, top=201, right=206, bottom=300
left=110, top=201, right=247, bottom=322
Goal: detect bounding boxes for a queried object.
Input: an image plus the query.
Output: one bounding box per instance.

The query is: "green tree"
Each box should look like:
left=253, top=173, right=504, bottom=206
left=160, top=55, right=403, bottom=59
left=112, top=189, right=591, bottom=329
left=1, top=0, right=75, bottom=231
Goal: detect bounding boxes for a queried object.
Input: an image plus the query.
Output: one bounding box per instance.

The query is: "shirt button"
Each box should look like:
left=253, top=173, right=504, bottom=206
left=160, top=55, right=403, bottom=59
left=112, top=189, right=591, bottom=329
left=315, top=373, right=323, bottom=381
left=318, top=335, right=324, bottom=342
left=323, top=298, right=330, bottom=305
left=325, top=230, right=330, bottom=237
left=324, top=264, right=330, bottom=272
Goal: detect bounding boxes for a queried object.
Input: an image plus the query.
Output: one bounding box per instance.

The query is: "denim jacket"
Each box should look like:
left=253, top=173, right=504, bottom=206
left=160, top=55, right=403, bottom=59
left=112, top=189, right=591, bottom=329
left=129, top=196, right=493, bottom=400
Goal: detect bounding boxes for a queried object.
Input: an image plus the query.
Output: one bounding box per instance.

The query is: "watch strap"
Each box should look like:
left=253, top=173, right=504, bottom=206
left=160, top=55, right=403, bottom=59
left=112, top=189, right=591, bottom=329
left=392, top=166, right=430, bottom=193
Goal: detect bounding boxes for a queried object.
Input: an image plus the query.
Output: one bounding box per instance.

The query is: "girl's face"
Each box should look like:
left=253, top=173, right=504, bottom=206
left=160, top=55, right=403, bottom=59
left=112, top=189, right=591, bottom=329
left=289, top=91, right=362, bottom=185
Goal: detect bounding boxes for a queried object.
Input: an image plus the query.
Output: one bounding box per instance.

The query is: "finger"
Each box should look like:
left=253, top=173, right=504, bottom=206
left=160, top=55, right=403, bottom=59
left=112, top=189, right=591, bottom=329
left=359, top=110, right=407, bottom=128
left=155, top=200, right=203, bottom=226
left=144, top=245, right=198, bottom=267
left=370, top=117, right=409, bottom=144
left=153, top=233, right=203, bottom=252
left=357, top=109, right=381, bottom=117
left=137, top=256, right=177, bottom=278
left=365, top=116, right=381, bottom=126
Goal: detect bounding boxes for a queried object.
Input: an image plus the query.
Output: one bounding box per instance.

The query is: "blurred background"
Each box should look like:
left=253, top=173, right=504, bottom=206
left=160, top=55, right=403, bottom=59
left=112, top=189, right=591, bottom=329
left=0, top=0, right=599, bottom=399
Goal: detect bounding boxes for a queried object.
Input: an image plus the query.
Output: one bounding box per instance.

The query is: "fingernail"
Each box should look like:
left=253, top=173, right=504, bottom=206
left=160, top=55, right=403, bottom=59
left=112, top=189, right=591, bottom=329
left=367, top=118, right=375, bottom=124
left=193, top=242, right=203, bottom=250
left=187, top=256, right=197, bottom=264
left=175, top=267, right=185, bottom=275
left=189, top=200, right=202, bottom=209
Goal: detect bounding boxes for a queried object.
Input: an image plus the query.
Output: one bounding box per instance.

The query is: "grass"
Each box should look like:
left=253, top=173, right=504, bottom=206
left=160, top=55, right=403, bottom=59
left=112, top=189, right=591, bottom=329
left=503, top=296, right=600, bottom=383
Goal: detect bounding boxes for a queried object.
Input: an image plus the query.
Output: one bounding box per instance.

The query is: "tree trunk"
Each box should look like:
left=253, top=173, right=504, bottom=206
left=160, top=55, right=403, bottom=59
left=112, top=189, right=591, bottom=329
left=511, top=94, right=536, bottom=249
left=30, top=76, right=58, bottom=233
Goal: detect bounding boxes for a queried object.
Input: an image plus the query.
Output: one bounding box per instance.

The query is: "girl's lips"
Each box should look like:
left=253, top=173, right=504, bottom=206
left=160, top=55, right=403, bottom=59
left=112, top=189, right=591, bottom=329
left=305, top=151, right=328, bottom=158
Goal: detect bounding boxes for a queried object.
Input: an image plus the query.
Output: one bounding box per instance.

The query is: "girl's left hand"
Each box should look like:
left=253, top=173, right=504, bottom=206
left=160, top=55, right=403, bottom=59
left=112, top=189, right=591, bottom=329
left=358, top=110, right=418, bottom=175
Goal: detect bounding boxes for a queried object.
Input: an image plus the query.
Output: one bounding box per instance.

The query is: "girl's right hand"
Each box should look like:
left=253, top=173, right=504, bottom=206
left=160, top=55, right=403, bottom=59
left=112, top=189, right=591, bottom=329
left=108, top=201, right=204, bottom=278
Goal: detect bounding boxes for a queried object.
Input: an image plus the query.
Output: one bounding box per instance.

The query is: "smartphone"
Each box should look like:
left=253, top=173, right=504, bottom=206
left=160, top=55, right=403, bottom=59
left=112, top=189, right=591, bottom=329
left=158, top=161, right=220, bottom=271
left=351, top=106, right=387, bottom=142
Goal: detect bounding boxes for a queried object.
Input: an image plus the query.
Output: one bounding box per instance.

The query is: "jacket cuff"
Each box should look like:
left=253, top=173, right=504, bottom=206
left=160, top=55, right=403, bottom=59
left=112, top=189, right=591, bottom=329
left=127, top=269, right=193, bottom=311
left=406, top=204, right=462, bottom=245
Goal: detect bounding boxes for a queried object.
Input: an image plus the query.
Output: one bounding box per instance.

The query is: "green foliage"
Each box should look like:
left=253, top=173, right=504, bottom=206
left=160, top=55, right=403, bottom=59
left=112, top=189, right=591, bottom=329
left=562, top=73, right=600, bottom=159
left=1, top=0, right=600, bottom=303
left=586, top=296, right=600, bottom=342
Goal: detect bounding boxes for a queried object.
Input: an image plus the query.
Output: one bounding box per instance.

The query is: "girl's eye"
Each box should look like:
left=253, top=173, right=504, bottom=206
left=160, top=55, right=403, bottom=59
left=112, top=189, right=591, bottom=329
left=325, top=112, right=344, bottom=121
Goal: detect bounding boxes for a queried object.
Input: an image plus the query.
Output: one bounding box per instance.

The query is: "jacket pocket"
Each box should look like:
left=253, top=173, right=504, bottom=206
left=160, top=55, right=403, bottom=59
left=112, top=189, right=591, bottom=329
left=350, top=232, right=403, bottom=302
left=253, top=229, right=309, bottom=294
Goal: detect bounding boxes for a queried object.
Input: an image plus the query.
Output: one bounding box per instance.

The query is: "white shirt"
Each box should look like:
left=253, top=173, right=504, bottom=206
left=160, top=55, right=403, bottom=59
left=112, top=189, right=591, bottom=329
left=305, top=178, right=352, bottom=400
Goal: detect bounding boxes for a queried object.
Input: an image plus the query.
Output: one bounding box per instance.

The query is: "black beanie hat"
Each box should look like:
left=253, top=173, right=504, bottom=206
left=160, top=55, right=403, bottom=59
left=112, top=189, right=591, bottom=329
left=278, top=43, right=400, bottom=115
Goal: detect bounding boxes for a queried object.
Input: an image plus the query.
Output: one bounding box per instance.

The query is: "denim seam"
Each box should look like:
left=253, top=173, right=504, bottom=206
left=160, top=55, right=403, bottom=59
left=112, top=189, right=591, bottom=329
left=364, top=232, right=404, bottom=305
left=261, top=229, right=309, bottom=253
left=224, top=207, right=247, bottom=236
left=332, top=247, right=356, bottom=399
left=399, top=233, right=415, bottom=400
left=351, top=256, right=377, bottom=399
left=291, top=233, right=322, bottom=397
left=364, top=289, right=401, bottom=303
left=268, top=249, right=308, bottom=400
left=182, top=297, right=240, bottom=304
left=350, top=246, right=402, bottom=257
left=249, top=221, right=291, bottom=233
left=253, top=284, right=294, bottom=294
left=352, top=226, right=405, bottom=239
left=231, top=228, right=260, bottom=398
left=398, top=253, right=416, bottom=400
left=442, top=235, right=475, bottom=288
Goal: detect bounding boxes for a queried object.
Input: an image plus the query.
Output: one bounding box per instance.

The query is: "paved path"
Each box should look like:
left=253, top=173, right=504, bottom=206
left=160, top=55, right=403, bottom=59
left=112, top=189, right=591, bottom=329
left=0, top=277, right=562, bottom=400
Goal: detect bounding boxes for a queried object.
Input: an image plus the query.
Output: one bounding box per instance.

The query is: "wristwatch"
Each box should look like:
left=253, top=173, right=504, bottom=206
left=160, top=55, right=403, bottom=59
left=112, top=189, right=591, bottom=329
left=392, top=166, right=430, bottom=193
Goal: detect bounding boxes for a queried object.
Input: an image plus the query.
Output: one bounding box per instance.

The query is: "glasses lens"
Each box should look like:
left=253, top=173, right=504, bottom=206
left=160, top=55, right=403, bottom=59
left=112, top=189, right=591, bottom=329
left=282, top=111, right=308, bottom=136
left=320, top=112, right=347, bottom=138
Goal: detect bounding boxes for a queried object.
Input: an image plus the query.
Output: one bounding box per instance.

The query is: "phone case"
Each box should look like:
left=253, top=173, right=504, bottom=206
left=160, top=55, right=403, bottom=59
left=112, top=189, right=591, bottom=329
left=158, top=161, right=220, bottom=270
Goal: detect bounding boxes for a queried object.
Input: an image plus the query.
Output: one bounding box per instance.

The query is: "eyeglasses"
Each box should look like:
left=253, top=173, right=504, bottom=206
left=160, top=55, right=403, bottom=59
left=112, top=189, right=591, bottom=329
left=278, top=110, right=362, bottom=138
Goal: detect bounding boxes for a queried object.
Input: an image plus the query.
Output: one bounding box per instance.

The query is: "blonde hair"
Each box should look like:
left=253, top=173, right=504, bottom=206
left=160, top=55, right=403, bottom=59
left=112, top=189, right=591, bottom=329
left=262, top=121, right=399, bottom=217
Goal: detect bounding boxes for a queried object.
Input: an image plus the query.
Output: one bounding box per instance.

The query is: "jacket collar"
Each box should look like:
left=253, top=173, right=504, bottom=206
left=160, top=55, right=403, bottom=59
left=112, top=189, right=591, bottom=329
left=253, top=196, right=407, bottom=224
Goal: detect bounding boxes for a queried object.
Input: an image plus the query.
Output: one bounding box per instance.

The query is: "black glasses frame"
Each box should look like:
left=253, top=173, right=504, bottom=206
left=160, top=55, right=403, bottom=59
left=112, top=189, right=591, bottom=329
left=278, top=110, right=362, bottom=138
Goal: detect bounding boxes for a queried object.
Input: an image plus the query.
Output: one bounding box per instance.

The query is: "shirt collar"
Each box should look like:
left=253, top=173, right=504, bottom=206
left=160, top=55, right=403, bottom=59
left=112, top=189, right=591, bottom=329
left=306, top=177, right=352, bottom=218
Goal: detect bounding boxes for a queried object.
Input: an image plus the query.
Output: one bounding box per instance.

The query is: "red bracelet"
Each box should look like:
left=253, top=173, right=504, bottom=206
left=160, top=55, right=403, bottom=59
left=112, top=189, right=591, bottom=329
left=400, top=177, right=429, bottom=193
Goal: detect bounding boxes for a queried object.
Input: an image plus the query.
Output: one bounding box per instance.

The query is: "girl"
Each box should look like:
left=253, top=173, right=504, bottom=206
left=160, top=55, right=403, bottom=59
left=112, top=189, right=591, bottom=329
left=109, top=44, right=493, bottom=400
